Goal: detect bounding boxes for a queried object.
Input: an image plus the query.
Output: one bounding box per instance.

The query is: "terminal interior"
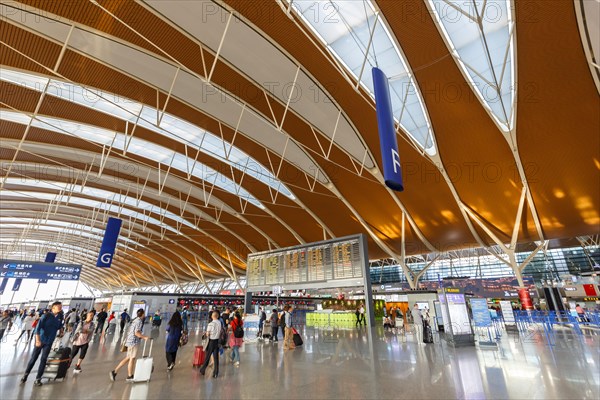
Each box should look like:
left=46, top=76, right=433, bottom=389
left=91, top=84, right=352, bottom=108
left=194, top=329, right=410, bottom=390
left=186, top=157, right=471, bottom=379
left=0, top=1, right=599, bottom=399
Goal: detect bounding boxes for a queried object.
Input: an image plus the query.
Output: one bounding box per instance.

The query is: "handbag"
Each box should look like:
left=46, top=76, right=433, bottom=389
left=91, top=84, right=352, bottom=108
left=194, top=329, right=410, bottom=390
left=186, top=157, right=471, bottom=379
left=179, top=330, right=189, bottom=347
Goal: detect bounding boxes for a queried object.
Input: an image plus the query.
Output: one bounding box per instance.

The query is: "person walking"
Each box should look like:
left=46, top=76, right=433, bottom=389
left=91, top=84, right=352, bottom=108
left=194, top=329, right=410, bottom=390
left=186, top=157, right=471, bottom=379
left=95, top=308, right=108, bottom=335
left=181, top=307, right=188, bottom=331
left=165, top=311, right=183, bottom=371
left=70, top=311, right=95, bottom=374
left=411, top=304, right=423, bottom=344
left=15, top=311, right=35, bottom=345
left=228, top=312, right=243, bottom=366
left=199, top=311, right=222, bottom=378
left=109, top=309, right=149, bottom=382
left=66, top=309, right=78, bottom=333
left=20, top=301, right=63, bottom=386
left=119, top=309, right=130, bottom=334
left=576, top=304, right=587, bottom=323
left=258, top=307, right=266, bottom=339
left=270, top=308, right=279, bottom=342
left=152, top=311, right=162, bottom=328
left=0, top=310, right=14, bottom=342
left=355, top=307, right=361, bottom=327
left=359, top=305, right=366, bottom=326
left=283, top=305, right=296, bottom=351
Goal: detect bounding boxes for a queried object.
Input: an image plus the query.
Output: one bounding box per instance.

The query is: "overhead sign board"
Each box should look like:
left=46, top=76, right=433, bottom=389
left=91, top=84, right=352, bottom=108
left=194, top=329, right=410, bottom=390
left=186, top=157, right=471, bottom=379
left=246, top=234, right=366, bottom=291
left=0, top=260, right=81, bottom=281
left=96, top=217, right=122, bottom=268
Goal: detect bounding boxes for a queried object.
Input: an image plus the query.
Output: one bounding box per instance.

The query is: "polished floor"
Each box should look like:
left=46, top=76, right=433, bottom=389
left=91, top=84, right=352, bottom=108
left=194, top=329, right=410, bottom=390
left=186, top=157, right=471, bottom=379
left=0, top=321, right=598, bottom=400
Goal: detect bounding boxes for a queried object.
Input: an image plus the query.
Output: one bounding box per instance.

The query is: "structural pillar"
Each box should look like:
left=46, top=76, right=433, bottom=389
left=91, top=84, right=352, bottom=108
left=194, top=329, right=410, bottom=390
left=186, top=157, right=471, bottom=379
left=360, top=234, right=376, bottom=327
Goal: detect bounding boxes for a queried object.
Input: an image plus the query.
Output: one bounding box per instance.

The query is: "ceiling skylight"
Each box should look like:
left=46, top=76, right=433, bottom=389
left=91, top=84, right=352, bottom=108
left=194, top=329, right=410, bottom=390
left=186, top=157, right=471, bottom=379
left=287, top=0, right=436, bottom=155
left=427, top=0, right=515, bottom=132
left=4, top=178, right=199, bottom=233
left=0, top=110, right=264, bottom=209
left=0, top=68, right=293, bottom=200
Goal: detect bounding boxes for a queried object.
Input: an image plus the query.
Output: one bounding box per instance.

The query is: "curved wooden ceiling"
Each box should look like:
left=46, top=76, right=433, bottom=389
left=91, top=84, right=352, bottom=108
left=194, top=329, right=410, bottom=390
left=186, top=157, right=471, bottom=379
left=1, top=0, right=598, bottom=290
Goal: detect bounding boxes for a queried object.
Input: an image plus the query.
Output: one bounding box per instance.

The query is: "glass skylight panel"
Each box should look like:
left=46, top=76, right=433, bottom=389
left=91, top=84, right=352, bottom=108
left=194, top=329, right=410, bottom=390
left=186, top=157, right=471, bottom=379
left=0, top=68, right=49, bottom=89
left=288, top=0, right=436, bottom=155
left=4, top=178, right=196, bottom=231
left=3, top=189, right=181, bottom=235
left=428, top=0, right=515, bottom=131
left=0, top=68, right=293, bottom=200
left=1, top=111, right=264, bottom=209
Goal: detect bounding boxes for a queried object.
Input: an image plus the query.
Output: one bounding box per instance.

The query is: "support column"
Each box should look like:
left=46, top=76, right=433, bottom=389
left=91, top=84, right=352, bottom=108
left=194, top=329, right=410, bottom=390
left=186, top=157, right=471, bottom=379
left=244, top=290, right=253, bottom=314
left=360, top=234, right=376, bottom=327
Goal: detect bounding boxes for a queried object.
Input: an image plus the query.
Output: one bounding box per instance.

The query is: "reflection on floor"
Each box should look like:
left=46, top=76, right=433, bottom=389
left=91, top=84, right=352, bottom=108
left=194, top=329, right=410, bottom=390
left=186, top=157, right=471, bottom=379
left=0, top=323, right=598, bottom=399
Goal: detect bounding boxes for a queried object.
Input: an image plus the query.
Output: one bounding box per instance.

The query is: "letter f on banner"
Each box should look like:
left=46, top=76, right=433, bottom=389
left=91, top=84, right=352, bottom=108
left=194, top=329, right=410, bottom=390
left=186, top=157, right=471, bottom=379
left=372, top=67, right=404, bottom=192
left=96, top=217, right=122, bottom=268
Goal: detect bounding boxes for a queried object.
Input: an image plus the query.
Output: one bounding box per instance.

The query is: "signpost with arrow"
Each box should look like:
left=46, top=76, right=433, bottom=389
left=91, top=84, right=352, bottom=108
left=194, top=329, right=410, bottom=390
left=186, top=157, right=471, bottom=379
left=0, top=260, right=81, bottom=282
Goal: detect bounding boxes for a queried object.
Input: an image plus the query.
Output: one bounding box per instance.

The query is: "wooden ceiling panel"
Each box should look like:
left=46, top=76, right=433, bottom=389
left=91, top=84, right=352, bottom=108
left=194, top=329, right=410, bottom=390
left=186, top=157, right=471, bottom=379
left=515, top=0, right=600, bottom=240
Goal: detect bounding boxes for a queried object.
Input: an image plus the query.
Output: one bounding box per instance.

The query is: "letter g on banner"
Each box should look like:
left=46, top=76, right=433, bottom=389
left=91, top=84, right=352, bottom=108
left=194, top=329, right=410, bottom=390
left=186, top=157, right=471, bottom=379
left=372, top=67, right=404, bottom=192
left=96, top=217, right=122, bottom=268
left=100, top=253, right=112, bottom=264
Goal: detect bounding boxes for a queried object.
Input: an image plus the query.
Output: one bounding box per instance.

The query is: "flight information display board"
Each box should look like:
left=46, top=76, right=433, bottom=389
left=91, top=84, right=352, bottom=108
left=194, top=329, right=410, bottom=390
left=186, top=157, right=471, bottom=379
left=246, top=234, right=366, bottom=291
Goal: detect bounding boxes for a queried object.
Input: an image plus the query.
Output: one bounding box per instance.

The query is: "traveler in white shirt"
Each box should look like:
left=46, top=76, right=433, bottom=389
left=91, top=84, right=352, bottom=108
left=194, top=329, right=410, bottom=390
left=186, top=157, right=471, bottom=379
left=199, top=311, right=222, bottom=378
left=411, top=304, right=423, bottom=344
left=15, top=312, right=35, bottom=345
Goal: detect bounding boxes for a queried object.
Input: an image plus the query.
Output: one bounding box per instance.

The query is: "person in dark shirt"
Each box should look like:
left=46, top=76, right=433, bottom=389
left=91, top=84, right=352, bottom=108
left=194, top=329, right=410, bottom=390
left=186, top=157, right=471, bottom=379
left=95, top=309, right=108, bottom=334
left=258, top=307, right=266, bottom=338
left=120, top=309, right=130, bottom=334
left=221, top=308, right=231, bottom=326
left=21, top=301, right=64, bottom=387
left=270, top=309, right=279, bottom=342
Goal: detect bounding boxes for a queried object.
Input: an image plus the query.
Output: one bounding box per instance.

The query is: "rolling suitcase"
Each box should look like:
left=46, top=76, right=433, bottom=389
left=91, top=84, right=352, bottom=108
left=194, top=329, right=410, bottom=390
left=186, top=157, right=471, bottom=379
left=261, top=321, right=272, bottom=340
left=42, top=347, right=71, bottom=381
left=423, top=321, right=434, bottom=344
left=132, top=340, right=154, bottom=383
left=292, top=328, right=303, bottom=347
left=193, top=345, right=206, bottom=367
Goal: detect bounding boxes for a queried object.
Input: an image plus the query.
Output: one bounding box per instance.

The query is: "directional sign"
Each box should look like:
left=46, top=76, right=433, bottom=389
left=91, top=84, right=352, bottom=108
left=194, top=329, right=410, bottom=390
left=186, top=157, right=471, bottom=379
left=0, top=260, right=81, bottom=281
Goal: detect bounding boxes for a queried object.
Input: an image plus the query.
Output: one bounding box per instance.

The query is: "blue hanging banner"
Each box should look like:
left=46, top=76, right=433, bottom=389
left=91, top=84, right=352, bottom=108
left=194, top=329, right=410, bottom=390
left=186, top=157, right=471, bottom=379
left=39, top=252, right=57, bottom=283
left=372, top=67, right=404, bottom=192
left=96, top=217, right=122, bottom=268
left=12, top=278, right=22, bottom=291
left=0, top=278, right=8, bottom=295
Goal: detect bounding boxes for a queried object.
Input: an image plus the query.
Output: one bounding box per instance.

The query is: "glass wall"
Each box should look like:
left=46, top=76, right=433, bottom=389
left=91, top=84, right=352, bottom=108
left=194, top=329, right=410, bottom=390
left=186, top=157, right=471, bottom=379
left=370, top=245, right=600, bottom=285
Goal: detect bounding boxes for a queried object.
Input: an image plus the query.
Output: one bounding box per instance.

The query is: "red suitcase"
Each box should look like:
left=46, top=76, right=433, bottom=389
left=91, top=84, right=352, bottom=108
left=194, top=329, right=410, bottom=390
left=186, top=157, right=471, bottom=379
left=193, top=345, right=206, bottom=367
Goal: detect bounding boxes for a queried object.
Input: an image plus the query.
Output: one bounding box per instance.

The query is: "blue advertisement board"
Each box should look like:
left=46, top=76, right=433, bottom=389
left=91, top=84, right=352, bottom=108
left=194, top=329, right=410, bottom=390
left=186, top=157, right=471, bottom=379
left=470, top=298, right=492, bottom=328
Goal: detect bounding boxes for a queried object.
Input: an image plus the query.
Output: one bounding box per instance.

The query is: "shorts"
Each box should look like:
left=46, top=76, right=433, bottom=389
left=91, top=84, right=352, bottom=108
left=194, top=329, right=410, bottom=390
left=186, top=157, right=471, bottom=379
left=71, top=343, right=89, bottom=360
left=127, top=344, right=139, bottom=359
